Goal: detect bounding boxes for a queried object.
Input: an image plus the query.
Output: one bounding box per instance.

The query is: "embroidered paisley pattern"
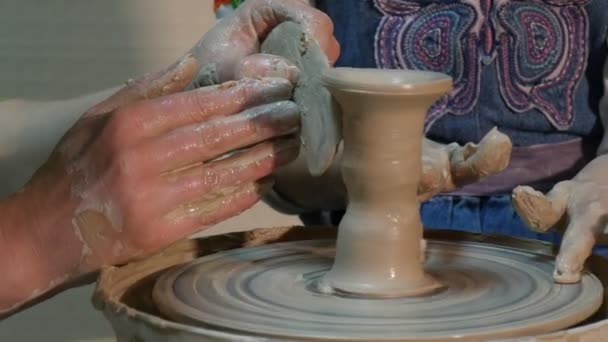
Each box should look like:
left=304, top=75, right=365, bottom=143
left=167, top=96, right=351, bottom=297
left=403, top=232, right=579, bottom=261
left=374, top=0, right=591, bottom=131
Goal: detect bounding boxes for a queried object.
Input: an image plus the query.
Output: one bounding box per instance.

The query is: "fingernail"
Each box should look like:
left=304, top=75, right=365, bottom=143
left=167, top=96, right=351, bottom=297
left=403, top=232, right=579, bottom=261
left=214, top=77, right=293, bottom=106
left=553, top=266, right=581, bottom=284
left=286, top=65, right=300, bottom=83
left=257, top=77, right=294, bottom=102
left=233, top=101, right=300, bottom=137
left=155, top=54, right=199, bottom=96
left=273, top=138, right=300, bottom=164
left=236, top=54, right=300, bottom=84
left=255, top=176, right=275, bottom=195
left=266, top=101, right=301, bottom=134
left=271, top=60, right=300, bottom=84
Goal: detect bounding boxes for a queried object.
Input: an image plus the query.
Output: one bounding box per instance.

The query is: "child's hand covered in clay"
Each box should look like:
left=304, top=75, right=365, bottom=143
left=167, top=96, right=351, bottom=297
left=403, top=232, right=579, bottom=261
left=270, top=128, right=512, bottom=212
left=418, top=128, right=513, bottom=202
left=513, top=157, right=608, bottom=284
left=0, top=58, right=300, bottom=316
left=512, top=52, right=608, bottom=284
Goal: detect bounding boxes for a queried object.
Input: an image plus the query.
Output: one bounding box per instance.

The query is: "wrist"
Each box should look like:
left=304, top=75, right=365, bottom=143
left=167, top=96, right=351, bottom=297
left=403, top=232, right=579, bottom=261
left=0, top=190, right=83, bottom=315
left=0, top=194, right=46, bottom=313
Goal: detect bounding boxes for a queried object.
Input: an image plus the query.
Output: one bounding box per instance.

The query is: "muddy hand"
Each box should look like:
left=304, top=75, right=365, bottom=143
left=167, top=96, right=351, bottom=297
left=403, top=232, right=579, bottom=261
left=0, top=0, right=341, bottom=316
left=87, top=0, right=336, bottom=104
left=189, top=0, right=340, bottom=86
left=513, top=157, right=608, bottom=283
left=58, top=78, right=298, bottom=271
left=3, top=75, right=300, bottom=315
left=418, top=128, right=512, bottom=202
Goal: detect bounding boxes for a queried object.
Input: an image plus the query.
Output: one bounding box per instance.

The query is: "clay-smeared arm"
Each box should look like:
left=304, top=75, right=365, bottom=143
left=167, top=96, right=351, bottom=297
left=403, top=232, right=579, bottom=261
left=513, top=44, right=608, bottom=284
left=0, top=0, right=340, bottom=317
left=270, top=128, right=512, bottom=212
left=0, top=59, right=303, bottom=318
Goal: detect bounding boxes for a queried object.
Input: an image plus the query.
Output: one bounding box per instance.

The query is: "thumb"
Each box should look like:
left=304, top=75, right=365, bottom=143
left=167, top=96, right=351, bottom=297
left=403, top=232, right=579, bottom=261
left=512, top=181, right=572, bottom=233
left=244, top=0, right=341, bottom=65
left=235, top=54, right=300, bottom=84
left=449, top=127, right=512, bottom=187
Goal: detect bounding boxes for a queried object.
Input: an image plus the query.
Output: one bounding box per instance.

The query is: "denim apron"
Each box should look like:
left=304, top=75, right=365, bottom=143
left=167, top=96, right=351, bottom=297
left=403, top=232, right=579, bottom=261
left=306, top=0, right=608, bottom=254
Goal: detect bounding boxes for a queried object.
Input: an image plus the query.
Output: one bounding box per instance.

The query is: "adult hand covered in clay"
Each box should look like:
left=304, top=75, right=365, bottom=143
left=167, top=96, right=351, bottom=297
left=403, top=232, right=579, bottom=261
left=0, top=0, right=340, bottom=316
left=418, top=128, right=512, bottom=202
left=0, top=56, right=301, bottom=318
left=513, top=158, right=608, bottom=284
left=189, top=0, right=340, bottom=87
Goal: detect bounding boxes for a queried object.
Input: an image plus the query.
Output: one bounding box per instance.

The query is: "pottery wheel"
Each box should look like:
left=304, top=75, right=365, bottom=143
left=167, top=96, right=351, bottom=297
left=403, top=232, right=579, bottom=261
left=153, top=239, right=603, bottom=341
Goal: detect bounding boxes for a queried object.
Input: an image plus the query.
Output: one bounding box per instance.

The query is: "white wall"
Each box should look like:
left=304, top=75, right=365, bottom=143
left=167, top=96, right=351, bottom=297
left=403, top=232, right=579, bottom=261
left=0, top=0, right=215, bottom=100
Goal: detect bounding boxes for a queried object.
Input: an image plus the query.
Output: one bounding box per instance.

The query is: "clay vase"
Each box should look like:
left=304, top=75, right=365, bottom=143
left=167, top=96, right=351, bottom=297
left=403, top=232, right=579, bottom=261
left=320, top=68, right=453, bottom=297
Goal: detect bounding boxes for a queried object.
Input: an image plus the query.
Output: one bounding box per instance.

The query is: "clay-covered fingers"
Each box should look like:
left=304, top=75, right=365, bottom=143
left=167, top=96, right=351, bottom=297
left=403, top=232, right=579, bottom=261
left=512, top=181, right=608, bottom=283
left=235, top=54, right=300, bottom=83
left=159, top=139, right=298, bottom=221
left=418, top=129, right=512, bottom=202
left=449, top=128, right=512, bottom=187
left=554, top=221, right=597, bottom=284
left=103, top=78, right=294, bottom=147
left=139, top=101, right=300, bottom=173
left=553, top=184, right=608, bottom=283
left=193, top=0, right=339, bottom=85
left=136, top=179, right=274, bottom=251
left=240, top=0, right=340, bottom=64
left=512, top=182, right=571, bottom=233
left=79, top=78, right=301, bottom=256
left=418, top=139, right=451, bottom=202
left=139, top=139, right=301, bottom=249
left=114, top=97, right=301, bottom=250
left=418, top=162, right=443, bottom=201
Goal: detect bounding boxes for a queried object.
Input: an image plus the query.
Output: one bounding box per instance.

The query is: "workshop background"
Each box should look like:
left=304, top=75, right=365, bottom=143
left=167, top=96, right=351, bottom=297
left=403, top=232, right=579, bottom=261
left=0, top=1, right=299, bottom=340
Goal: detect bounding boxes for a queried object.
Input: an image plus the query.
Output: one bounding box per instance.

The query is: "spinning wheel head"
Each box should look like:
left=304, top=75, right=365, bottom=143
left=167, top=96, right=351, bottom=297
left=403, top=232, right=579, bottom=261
left=152, top=239, right=603, bottom=341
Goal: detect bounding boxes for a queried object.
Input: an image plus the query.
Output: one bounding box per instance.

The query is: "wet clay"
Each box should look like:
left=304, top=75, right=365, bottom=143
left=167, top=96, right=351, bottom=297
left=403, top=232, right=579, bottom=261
left=318, top=68, right=452, bottom=297
left=152, top=238, right=603, bottom=341
left=97, top=228, right=608, bottom=342
left=104, top=68, right=605, bottom=341
left=261, top=22, right=341, bottom=176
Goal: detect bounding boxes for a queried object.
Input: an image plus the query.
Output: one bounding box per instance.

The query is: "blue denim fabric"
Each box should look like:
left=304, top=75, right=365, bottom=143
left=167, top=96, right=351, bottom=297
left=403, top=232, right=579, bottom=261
left=420, top=195, right=559, bottom=241
left=315, top=0, right=608, bottom=147
left=300, top=195, right=608, bottom=256
left=306, top=1, right=608, bottom=256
